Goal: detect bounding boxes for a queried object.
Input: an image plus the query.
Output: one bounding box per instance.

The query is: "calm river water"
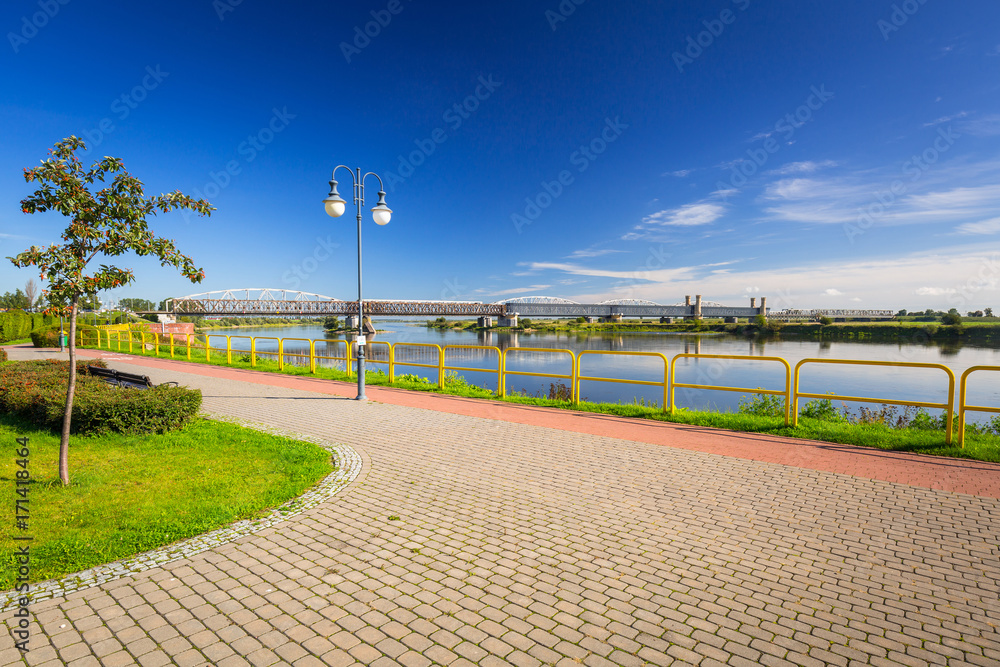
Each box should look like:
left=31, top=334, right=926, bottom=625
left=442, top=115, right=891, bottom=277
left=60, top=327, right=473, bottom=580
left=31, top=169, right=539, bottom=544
left=208, top=319, right=1000, bottom=423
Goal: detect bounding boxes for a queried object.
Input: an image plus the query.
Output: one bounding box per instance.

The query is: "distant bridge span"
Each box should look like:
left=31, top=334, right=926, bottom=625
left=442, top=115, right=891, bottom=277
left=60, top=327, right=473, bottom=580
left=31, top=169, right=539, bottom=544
left=162, top=289, right=894, bottom=320
left=164, top=289, right=769, bottom=319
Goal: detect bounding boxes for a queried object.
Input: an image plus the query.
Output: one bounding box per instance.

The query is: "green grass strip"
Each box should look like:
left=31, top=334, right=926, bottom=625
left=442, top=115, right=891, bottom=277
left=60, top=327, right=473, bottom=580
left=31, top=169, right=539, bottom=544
left=0, top=415, right=332, bottom=588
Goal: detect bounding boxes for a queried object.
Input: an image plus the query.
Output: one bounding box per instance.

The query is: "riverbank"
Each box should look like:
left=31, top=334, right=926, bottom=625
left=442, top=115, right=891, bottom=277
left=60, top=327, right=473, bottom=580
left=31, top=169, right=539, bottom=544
left=425, top=318, right=1000, bottom=345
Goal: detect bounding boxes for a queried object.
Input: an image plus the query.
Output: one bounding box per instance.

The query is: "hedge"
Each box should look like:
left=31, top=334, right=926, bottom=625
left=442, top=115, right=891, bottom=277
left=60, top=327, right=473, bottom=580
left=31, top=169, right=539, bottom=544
left=0, top=360, right=201, bottom=435
left=31, top=324, right=98, bottom=348
left=0, top=310, right=59, bottom=344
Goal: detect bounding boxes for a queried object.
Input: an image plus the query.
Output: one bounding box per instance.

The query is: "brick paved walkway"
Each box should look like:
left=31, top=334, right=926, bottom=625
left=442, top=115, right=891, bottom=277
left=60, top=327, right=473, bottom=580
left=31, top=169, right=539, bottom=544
left=3, top=347, right=999, bottom=666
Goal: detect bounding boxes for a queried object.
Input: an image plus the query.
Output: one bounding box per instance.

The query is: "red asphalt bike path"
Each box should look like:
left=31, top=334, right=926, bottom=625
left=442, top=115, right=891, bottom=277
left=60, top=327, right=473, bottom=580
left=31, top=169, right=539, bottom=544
left=67, top=347, right=1000, bottom=499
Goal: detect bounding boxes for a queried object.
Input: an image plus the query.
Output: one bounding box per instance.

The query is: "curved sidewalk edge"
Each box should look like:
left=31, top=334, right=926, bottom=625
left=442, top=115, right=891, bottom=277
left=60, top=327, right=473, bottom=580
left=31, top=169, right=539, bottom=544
left=0, top=423, right=363, bottom=612
left=34, top=345, right=1000, bottom=499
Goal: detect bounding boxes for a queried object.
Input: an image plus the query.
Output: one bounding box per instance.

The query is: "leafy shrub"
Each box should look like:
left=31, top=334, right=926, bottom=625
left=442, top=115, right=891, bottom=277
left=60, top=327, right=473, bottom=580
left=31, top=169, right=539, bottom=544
left=0, top=348, right=7, bottom=362
left=941, top=312, right=962, bottom=325
left=818, top=316, right=834, bottom=326
left=738, top=390, right=786, bottom=417
left=519, top=318, right=533, bottom=328
left=799, top=397, right=844, bottom=422
left=0, top=360, right=199, bottom=435
left=30, top=324, right=98, bottom=348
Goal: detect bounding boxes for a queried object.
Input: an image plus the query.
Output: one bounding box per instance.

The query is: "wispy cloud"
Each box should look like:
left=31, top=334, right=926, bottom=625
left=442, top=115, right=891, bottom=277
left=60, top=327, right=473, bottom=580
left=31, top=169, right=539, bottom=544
left=762, top=168, right=1000, bottom=226
left=484, top=284, right=553, bottom=296
left=565, top=248, right=623, bottom=259
left=643, top=202, right=725, bottom=227
left=664, top=169, right=691, bottom=178
left=767, top=160, right=839, bottom=175
left=956, top=217, right=1000, bottom=235
left=958, top=114, right=1000, bottom=137
left=532, top=246, right=1000, bottom=309
left=924, top=111, right=969, bottom=127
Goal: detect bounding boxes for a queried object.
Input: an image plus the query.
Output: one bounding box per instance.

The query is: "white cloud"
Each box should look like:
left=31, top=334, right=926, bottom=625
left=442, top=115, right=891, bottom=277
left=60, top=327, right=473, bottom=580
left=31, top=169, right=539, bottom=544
left=486, top=284, right=553, bottom=296
left=768, top=160, right=839, bottom=175
left=665, top=169, right=691, bottom=177
left=643, top=202, right=725, bottom=227
left=923, top=111, right=969, bottom=127
left=530, top=246, right=1000, bottom=310
left=566, top=248, right=623, bottom=259
left=915, top=287, right=957, bottom=296
left=762, top=169, right=1000, bottom=226
left=824, top=288, right=844, bottom=296
left=958, top=114, right=1000, bottom=137
left=957, top=217, right=1000, bottom=235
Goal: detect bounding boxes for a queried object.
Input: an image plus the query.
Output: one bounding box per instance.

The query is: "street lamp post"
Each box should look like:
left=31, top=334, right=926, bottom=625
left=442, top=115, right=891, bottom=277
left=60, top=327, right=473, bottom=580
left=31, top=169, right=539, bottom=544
left=323, top=165, right=392, bottom=400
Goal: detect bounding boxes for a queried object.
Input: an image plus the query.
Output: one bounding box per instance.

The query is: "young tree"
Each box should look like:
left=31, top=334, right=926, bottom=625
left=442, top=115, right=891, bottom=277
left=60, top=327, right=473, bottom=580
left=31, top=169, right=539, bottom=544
left=24, top=278, right=38, bottom=311
left=8, top=136, right=213, bottom=485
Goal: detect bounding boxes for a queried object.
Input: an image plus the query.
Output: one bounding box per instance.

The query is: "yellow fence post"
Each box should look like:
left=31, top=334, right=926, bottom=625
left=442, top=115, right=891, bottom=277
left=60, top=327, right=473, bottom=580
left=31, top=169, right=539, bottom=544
left=227, top=336, right=232, bottom=365
left=251, top=337, right=257, bottom=367
left=186, top=334, right=191, bottom=361
left=278, top=339, right=285, bottom=371
left=309, top=340, right=316, bottom=374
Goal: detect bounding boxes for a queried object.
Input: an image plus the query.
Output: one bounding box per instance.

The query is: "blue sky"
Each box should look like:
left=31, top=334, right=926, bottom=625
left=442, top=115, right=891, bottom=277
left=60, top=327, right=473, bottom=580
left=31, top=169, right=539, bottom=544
left=2, top=0, right=1000, bottom=312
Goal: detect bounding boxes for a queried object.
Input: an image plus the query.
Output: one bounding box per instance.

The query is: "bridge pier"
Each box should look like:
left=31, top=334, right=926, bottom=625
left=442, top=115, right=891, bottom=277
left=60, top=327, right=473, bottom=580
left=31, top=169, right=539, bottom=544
left=477, top=316, right=493, bottom=328
left=499, top=313, right=519, bottom=327
left=346, top=315, right=359, bottom=330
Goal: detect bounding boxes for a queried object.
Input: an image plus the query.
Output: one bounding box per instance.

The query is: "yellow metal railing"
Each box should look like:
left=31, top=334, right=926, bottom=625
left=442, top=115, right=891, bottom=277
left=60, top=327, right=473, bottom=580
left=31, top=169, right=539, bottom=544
left=314, top=339, right=350, bottom=375
left=500, top=347, right=575, bottom=399
left=392, top=343, right=445, bottom=388
left=75, top=333, right=996, bottom=443
left=444, top=345, right=503, bottom=392
left=957, top=366, right=1000, bottom=447
left=575, top=351, right=670, bottom=411
left=792, top=358, right=956, bottom=444
left=670, top=354, right=793, bottom=425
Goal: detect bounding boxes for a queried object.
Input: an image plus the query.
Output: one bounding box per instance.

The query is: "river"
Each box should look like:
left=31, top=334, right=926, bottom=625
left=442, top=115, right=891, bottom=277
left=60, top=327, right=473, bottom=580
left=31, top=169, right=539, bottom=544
left=203, top=319, right=1000, bottom=424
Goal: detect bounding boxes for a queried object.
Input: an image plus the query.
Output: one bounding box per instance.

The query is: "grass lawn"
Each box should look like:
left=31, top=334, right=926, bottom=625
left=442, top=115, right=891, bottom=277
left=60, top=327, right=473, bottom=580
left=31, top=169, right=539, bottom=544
left=0, top=415, right=332, bottom=588
left=78, top=340, right=1000, bottom=464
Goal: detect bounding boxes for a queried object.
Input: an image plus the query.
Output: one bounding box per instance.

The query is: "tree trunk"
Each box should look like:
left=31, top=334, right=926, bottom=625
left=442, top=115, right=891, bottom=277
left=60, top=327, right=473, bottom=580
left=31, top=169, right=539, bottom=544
left=58, top=297, right=78, bottom=486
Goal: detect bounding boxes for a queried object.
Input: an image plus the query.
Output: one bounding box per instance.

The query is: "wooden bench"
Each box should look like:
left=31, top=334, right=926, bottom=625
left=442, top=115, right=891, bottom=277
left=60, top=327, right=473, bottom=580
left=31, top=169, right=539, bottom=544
left=87, top=365, right=179, bottom=390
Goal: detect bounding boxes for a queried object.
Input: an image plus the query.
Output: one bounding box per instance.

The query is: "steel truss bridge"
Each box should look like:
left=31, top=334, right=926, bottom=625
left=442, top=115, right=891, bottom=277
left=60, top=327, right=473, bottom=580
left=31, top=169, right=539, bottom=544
left=163, top=290, right=767, bottom=319
left=161, top=289, right=894, bottom=320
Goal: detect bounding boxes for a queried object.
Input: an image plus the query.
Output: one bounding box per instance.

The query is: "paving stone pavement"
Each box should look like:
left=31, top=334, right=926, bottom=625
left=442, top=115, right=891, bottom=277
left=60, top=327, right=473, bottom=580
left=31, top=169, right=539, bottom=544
left=2, top=351, right=999, bottom=666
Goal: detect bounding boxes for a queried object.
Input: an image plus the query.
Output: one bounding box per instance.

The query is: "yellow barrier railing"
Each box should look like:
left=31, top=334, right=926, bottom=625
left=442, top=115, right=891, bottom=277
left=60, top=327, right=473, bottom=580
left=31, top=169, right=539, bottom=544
left=76, top=333, right=996, bottom=443
left=314, top=339, right=349, bottom=375
left=500, top=347, right=575, bottom=398
left=367, top=341, right=393, bottom=376
left=958, top=366, right=1000, bottom=447
left=444, top=345, right=503, bottom=392
left=392, top=343, right=444, bottom=387
left=670, top=354, right=793, bottom=425
left=576, top=351, right=670, bottom=411
left=792, top=358, right=956, bottom=444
